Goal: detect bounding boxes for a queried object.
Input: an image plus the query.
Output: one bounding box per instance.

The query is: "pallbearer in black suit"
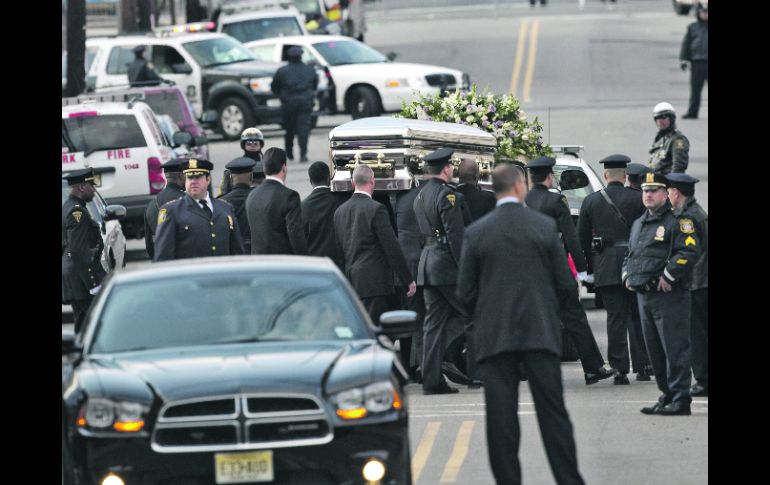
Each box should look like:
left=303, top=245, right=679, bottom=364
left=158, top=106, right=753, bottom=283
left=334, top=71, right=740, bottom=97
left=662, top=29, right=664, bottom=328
left=454, top=160, right=496, bottom=223
left=578, top=154, right=651, bottom=384
left=458, top=164, right=585, bottom=485
left=219, top=157, right=256, bottom=253
left=245, top=148, right=308, bottom=255
left=153, top=159, right=244, bottom=261
left=413, top=147, right=471, bottom=394
left=62, top=168, right=107, bottom=334
left=144, top=158, right=186, bottom=259
left=526, top=156, right=615, bottom=385
left=334, top=165, right=416, bottom=323
left=302, top=162, right=349, bottom=268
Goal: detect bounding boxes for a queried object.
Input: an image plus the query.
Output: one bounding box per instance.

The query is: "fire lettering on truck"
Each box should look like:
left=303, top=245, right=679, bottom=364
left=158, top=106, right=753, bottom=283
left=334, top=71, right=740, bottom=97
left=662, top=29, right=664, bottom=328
left=107, top=149, right=131, bottom=159
left=62, top=154, right=76, bottom=164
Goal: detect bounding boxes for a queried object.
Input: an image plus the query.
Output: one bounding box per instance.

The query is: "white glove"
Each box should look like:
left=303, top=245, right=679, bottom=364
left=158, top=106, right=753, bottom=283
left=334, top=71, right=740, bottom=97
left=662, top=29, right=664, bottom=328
left=577, top=272, right=594, bottom=284
left=89, top=285, right=102, bottom=295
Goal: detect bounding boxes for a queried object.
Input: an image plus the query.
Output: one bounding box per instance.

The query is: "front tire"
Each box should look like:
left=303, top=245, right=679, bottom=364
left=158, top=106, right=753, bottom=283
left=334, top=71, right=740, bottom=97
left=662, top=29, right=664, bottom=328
left=218, top=97, right=256, bottom=141
left=349, top=86, right=381, bottom=119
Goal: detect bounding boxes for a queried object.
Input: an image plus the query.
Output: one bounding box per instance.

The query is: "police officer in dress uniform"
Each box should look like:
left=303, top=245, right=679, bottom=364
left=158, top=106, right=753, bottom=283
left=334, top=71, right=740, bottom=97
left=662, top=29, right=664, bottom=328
left=649, top=102, right=689, bottom=174
left=271, top=47, right=317, bottom=163
left=526, top=156, right=615, bottom=385
left=62, top=168, right=107, bottom=334
left=578, top=154, right=652, bottom=385
left=219, top=157, right=256, bottom=253
left=127, top=45, right=163, bottom=87
left=624, top=172, right=700, bottom=415
left=144, top=158, right=186, bottom=259
left=665, top=172, right=708, bottom=397
left=220, top=127, right=266, bottom=197
left=413, top=147, right=473, bottom=394
left=153, top=159, right=244, bottom=261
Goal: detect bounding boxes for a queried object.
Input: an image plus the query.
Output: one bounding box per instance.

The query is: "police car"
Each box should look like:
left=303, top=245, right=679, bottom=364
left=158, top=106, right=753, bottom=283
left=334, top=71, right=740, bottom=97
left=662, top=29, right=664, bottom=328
left=84, top=30, right=328, bottom=140
left=62, top=94, right=175, bottom=238
left=245, top=35, right=469, bottom=119
left=549, top=145, right=605, bottom=223
left=213, top=0, right=310, bottom=43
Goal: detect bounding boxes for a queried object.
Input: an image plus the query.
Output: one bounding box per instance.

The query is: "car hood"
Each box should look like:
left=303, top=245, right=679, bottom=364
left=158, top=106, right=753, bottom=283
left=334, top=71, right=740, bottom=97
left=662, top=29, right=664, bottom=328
left=330, top=62, right=464, bottom=81
left=87, top=340, right=380, bottom=402
left=201, top=60, right=281, bottom=77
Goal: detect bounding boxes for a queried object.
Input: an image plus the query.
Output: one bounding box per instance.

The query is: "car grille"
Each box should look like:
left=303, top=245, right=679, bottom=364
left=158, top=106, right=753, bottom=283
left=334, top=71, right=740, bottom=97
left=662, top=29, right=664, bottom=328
left=151, top=394, right=333, bottom=453
left=425, top=73, right=458, bottom=87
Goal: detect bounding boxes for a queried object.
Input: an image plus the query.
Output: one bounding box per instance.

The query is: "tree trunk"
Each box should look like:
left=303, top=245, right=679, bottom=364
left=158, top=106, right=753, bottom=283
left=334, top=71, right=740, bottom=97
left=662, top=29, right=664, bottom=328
left=120, top=0, right=138, bottom=33
left=65, top=0, right=87, bottom=97
left=137, top=0, right=153, bottom=30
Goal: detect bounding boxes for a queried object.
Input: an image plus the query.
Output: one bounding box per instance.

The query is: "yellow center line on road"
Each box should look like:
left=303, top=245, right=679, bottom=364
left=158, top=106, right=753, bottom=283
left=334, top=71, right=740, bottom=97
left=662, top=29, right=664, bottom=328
left=522, top=19, right=540, bottom=103
left=439, top=420, right=476, bottom=483
left=509, top=18, right=529, bottom=97
left=411, top=421, right=441, bottom=483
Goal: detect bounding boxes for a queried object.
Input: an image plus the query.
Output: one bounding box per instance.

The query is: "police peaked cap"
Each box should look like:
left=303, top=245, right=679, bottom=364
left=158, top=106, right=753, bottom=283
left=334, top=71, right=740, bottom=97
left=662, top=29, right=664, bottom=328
left=665, top=172, right=699, bottom=195
left=423, top=147, right=455, bottom=167
left=63, top=168, right=96, bottom=186
left=598, top=154, right=631, bottom=169
left=640, top=171, right=669, bottom=189
left=162, top=158, right=186, bottom=173
left=183, top=158, right=214, bottom=176
left=287, top=46, right=303, bottom=59
left=626, top=163, right=650, bottom=178
left=225, top=157, right=257, bottom=174
left=526, top=156, right=556, bottom=174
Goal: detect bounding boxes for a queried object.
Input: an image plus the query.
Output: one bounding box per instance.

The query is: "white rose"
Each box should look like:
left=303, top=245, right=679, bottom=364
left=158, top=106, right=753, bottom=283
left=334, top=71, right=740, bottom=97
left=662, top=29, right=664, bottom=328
left=481, top=115, right=488, bottom=121
left=466, top=115, right=474, bottom=122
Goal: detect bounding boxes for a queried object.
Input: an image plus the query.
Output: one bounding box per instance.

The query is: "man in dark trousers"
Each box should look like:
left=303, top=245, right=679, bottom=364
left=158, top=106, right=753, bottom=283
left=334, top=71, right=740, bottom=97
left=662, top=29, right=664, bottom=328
left=526, top=156, right=615, bottom=385
left=220, top=127, right=266, bottom=197
left=334, top=165, right=416, bottom=322
left=218, top=157, right=256, bottom=253
left=624, top=172, right=700, bottom=416
left=153, top=159, right=244, bottom=261
left=457, top=164, right=585, bottom=485
left=578, top=155, right=652, bottom=385
left=301, top=161, right=349, bottom=268
left=62, top=168, right=107, bottom=334
left=127, top=45, right=163, bottom=87
left=413, top=147, right=472, bottom=394
left=144, top=158, right=186, bottom=259
left=680, top=2, right=708, bottom=119
left=666, top=172, right=708, bottom=397
left=454, top=160, right=496, bottom=223
left=271, top=46, right=317, bottom=163
left=245, top=147, right=308, bottom=255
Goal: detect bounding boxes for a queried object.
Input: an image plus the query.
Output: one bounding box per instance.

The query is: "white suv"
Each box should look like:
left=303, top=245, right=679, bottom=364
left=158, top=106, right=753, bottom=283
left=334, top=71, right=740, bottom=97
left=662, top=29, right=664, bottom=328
left=214, top=1, right=309, bottom=43
left=62, top=96, right=175, bottom=238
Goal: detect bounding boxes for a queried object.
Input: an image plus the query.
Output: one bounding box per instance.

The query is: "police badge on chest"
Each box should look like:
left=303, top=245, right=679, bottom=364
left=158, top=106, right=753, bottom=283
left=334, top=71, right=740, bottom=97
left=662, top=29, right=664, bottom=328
left=654, top=225, right=665, bottom=241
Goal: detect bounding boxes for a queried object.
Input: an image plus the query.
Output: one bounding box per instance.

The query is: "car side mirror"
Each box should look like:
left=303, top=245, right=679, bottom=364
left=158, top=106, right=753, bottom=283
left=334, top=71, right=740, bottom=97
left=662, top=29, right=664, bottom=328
left=386, top=52, right=397, bottom=62
left=558, top=169, right=590, bottom=191
left=104, top=204, right=127, bottom=221
left=171, top=63, right=193, bottom=74
left=377, top=310, right=417, bottom=339
left=193, top=134, right=208, bottom=147
left=200, top=109, right=218, bottom=126
left=62, top=327, right=82, bottom=356
left=172, top=131, right=193, bottom=147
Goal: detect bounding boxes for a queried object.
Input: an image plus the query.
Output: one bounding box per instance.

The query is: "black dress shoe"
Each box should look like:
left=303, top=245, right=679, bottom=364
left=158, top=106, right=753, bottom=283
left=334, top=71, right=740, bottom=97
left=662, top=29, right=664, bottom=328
left=585, top=367, right=616, bottom=385
left=613, top=373, right=630, bottom=385
left=635, top=366, right=653, bottom=381
left=658, top=401, right=691, bottom=416
left=423, top=383, right=459, bottom=395
left=300, top=156, right=309, bottom=163
left=690, top=383, right=708, bottom=397
left=467, top=380, right=484, bottom=389
left=640, top=402, right=666, bottom=415
left=442, top=361, right=470, bottom=385
left=682, top=113, right=697, bottom=119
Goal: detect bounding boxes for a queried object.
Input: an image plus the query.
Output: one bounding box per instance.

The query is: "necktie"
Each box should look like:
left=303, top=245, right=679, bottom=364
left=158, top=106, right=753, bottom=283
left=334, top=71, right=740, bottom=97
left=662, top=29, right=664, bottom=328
left=200, top=199, right=212, bottom=218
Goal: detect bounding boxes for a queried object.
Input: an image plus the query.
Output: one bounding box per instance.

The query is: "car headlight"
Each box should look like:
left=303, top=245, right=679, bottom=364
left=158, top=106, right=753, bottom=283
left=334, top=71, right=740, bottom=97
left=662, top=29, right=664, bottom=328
left=332, top=381, right=402, bottom=420
left=77, top=398, right=148, bottom=433
left=249, top=77, right=273, bottom=94
left=407, top=76, right=428, bottom=88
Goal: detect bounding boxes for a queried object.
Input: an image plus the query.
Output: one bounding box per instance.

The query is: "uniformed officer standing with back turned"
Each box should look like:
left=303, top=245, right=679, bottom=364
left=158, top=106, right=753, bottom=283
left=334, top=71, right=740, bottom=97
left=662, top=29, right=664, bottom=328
left=218, top=157, right=256, bottom=253
left=271, top=46, right=317, bottom=163
left=154, top=159, right=244, bottom=261
left=624, top=172, right=700, bottom=416
left=413, top=147, right=472, bottom=394
left=127, top=45, right=163, bottom=87
left=144, top=158, right=186, bottom=260
left=62, top=168, right=106, bottom=334
left=578, top=154, right=651, bottom=385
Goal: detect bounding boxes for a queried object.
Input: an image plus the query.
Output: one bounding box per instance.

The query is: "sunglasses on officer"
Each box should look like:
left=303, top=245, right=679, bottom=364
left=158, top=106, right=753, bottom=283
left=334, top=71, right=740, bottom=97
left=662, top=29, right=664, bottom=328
left=245, top=140, right=262, bottom=145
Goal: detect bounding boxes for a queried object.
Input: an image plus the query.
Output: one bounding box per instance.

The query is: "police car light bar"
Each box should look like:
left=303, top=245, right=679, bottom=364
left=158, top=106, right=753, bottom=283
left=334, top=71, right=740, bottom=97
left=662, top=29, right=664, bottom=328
left=155, top=21, right=216, bottom=36
left=220, top=0, right=294, bottom=15
left=550, top=145, right=584, bottom=155
left=62, top=91, right=147, bottom=107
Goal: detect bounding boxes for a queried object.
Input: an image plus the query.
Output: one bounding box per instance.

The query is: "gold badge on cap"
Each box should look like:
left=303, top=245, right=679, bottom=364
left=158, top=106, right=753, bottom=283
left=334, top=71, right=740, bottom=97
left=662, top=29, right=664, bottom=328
left=228, top=215, right=234, bottom=230
left=72, top=211, right=82, bottom=223
left=158, top=208, right=167, bottom=225
left=189, top=159, right=198, bottom=169
left=646, top=173, right=656, bottom=184
left=654, top=225, right=665, bottom=241
left=446, top=194, right=456, bottom=207
left=679, top=218, right=694, bottom=234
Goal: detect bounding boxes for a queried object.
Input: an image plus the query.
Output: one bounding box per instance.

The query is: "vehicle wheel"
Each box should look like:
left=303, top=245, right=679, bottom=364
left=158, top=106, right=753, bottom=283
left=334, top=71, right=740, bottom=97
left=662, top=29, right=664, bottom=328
left=62, top=423, right=77, bottom=485
left=673, top=1, right=691, bottom=15
left=218, top=97, right=256, bottom=141
left=349, top=86, right=381, bottom=119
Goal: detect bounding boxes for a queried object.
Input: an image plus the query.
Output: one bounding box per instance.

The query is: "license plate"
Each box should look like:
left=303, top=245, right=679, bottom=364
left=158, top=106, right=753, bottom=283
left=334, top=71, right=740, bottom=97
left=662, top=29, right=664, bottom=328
left=266, top=99, right=281, bottom=108
left=214, top=450, right=274, bottom=484
left=92, top=174, right=102, bottom=187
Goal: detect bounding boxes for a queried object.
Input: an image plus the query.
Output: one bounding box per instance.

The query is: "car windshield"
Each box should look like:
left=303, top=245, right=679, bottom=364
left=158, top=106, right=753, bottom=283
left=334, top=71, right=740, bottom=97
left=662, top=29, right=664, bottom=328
left=222, top=17, right=304, bottom=43
left=312, top=40, right=387, bottom=66
left=143, top=91, right=186, bottom=124
left=89, top=271, right=369, bottom=353
left=182, top=37, right=256, bottom=67
left=553, top=164, right=596, bottom=209
left=62, top=115, right=146, bottom=154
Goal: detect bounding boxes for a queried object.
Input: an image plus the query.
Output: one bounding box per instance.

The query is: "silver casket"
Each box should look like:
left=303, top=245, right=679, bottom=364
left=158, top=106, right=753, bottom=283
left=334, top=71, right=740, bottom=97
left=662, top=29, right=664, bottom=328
left=328, top=117, right=498, bottom=192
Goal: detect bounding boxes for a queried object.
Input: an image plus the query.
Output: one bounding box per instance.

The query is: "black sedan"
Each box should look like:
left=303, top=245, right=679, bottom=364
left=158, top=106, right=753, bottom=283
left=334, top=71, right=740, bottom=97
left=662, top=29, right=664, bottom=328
left=62, top=256, right=416, bottom=485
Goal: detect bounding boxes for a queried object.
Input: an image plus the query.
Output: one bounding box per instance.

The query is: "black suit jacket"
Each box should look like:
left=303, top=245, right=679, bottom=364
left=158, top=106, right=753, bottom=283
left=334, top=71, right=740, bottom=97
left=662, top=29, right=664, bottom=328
left=525, top=184, right=587, bottom=272
left=457, top=202, right=577, bottom=362
left=153, top=195, right=244, bottom=261
left=301, top=187, right=349, bottom=268
left=455, top=183, right=496, bottom=222
left=394, top=183, right=425, bottom=285
left=220, top=183, right=254, bottom=252
left=577, top=181, right=645, bottom=287
left=334, top=193, right=413, bottom=298
left=245, top=179, right=308, bottom=255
